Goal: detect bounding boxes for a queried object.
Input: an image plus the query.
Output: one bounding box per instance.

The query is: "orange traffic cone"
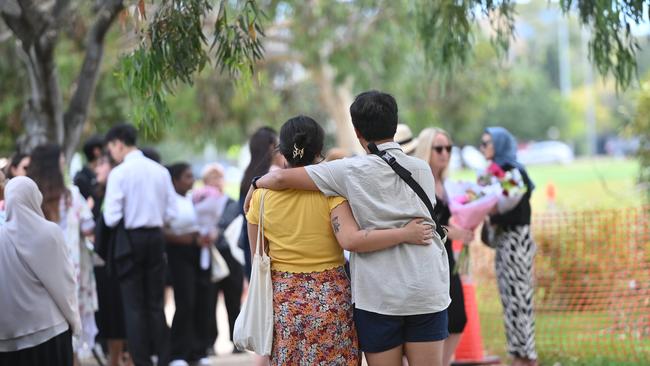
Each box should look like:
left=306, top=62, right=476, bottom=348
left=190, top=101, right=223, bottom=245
left=452, top=240, right=500, bottom=366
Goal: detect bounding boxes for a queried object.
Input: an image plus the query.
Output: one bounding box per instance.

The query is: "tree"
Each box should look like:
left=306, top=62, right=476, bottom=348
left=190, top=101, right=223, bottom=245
left=1, top=0, right=647, bottom=159
left=633, top=77, right=650, bottom=201
left=0, top=0, right=263, bottom=159
left=1, top=0, right=125, bottom=159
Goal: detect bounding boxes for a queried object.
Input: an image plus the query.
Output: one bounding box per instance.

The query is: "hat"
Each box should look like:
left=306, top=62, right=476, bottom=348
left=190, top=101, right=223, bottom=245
left=395, top=124, right=418, bottom=155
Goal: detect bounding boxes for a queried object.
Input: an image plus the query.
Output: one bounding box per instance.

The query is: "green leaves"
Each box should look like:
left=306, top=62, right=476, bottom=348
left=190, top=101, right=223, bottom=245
left=116, top=0, right=265, bottom=133
left=213, top=0, right=266, bottom=76
left=414, top=0, right=516, bottom=80
left=560, top=0, right=642, bottom=90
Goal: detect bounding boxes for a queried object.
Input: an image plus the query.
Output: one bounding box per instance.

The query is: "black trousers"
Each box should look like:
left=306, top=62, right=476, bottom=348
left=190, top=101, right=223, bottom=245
left=206, top=246, right=244, bottom=348
left=0, top=329, right=72, bottom=366
left=167, top=245, right=213, bottom=362
left=117, top=228, right=170, bottom=366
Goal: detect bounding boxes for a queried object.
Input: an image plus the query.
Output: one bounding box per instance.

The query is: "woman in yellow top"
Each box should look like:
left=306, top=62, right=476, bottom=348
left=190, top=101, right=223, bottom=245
left=246, top=116, right=433, bottom=366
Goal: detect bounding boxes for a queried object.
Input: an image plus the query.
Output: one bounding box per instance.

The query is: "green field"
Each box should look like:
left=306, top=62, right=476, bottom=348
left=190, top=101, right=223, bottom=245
left=450, top=158, right=642, bottom=212
left=476, top=283, right=650, bottom=366
left=464, top=158, right=648, bottom=366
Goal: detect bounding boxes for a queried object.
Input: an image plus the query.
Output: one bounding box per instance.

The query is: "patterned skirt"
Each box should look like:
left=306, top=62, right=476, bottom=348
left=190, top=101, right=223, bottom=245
left=271, top=266, right=359, bottom=366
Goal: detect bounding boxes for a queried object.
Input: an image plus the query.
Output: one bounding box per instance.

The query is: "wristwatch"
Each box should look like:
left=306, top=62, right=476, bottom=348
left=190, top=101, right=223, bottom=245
left=251, top=175, right=262, bottom=189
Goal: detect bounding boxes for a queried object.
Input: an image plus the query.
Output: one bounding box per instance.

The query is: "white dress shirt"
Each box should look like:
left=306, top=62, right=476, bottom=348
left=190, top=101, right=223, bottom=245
left=103, top=150, right=177, bottom=229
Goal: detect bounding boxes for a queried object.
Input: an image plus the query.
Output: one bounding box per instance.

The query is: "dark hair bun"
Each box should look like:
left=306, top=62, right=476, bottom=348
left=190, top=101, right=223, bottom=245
left=279, top=116, right=325, bottom=167
left=293, top=132, right=308, bottom=148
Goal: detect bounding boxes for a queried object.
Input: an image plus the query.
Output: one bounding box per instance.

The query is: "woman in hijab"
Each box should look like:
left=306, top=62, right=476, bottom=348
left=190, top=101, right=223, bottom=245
left=0, top=176, right=81, bottom=366
left=480, top=127, right=537, bottom=366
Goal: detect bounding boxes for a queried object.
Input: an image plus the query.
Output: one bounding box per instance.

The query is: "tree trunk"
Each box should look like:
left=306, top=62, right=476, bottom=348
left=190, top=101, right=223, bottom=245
left=62, top=0, right=123, bottom=160
left=2, top=0, right=123, bottom=161
left=313, top=62, right=365, bottom=156
left=4, top=1, right=65, bottom=153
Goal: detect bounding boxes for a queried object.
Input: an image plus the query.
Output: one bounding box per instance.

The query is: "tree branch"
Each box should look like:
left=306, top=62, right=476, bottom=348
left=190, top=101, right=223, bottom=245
left=1, top=11, right=34, bottom=46
left=63, top=0, right=123, bottom=159
left=15, top=0, right=47, bottom=35
left=52, top=0, right=70, bottom=26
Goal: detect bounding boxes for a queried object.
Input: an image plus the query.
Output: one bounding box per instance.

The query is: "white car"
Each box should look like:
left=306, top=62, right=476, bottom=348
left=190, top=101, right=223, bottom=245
left=517, top=141, right=574, bottom=165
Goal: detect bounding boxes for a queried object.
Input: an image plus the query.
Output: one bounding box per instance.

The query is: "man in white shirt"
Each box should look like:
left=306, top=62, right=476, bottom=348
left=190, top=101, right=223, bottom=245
left=103, top=124, right=177, bottom=366
left=247, top=91, right=450, bottom=366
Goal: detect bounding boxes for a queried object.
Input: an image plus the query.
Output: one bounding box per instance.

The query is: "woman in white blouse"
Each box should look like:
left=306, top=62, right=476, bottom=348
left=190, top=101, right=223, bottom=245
left=164, top=162, right=214, bottom=366
left=0, top=176, right=81, bottom=365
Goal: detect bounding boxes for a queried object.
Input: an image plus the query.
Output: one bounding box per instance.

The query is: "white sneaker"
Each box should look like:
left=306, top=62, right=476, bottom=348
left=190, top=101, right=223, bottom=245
left=168, top=360, right=190, bottom=366
left=197, top=357, right=212, bottom=365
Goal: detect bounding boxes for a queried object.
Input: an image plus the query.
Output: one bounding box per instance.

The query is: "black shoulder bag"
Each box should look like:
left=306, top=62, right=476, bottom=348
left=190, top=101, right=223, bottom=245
left=368, top=142, right=447, bottom=240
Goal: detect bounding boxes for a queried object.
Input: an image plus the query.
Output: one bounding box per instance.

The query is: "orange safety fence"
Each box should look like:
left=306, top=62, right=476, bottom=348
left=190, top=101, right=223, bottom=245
left=470, top=205, right=650, bottom=364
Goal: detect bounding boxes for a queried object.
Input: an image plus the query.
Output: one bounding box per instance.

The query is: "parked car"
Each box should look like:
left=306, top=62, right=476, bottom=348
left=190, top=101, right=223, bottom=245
left=517, top=141, right=574, bottom=165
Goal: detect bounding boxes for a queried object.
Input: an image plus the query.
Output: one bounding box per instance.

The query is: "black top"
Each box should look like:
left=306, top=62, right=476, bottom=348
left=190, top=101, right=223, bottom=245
left=433, top=194, right=453, bottom=251
left=433, top=194, right=451, bottom=239
left=74, top=165, right=103, bottom=220
left=490, top=163, right=533, bottom=227
left=73, top=166, right=96, bottom=200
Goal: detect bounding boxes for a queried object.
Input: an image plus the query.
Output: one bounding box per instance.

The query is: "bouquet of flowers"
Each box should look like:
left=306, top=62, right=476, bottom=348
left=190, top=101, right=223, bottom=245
left=444, top=181, right=500, bottom=275
left=478, top=162, right=527, bottom=197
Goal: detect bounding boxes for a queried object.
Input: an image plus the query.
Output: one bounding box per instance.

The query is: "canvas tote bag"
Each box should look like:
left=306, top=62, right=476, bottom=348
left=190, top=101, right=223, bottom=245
left=210, top=246, right=230, bottom=282
left=233, top=190, right=273, bottom=355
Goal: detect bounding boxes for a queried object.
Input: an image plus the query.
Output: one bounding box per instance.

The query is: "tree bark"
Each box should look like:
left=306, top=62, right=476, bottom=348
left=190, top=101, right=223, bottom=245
left=1, top=0, right=123, bottom=159
left=2, top=0, right=64, bottom=153
left=313, top=62, right=365, bottom=156
left=63, top=0, right=123, bottom=160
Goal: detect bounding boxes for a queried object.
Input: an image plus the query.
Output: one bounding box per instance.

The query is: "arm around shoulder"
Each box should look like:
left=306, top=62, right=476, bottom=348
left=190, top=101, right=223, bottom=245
left=330, top=202, right=434, bottom=253
left=256, top=167, right=318, bottom=191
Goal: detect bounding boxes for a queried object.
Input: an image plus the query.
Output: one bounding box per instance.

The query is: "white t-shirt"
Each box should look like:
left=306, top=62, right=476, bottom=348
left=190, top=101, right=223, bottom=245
left=168, top=194, right=199, bottom=235
left=305, top=142, right=450, bottom=316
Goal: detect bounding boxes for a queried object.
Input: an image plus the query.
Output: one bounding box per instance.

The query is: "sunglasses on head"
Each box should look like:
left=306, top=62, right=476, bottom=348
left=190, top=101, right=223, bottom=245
left=432, top=145, right=452, bottom=154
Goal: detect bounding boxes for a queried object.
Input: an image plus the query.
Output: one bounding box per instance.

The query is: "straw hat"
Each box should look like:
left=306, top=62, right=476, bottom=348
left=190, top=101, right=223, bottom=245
left=395, top=124, right=418, bottom=155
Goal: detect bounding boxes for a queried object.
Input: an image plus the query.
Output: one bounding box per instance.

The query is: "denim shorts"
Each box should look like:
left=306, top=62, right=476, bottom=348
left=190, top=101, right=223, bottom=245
left=353, top=307, right=449, bottom=353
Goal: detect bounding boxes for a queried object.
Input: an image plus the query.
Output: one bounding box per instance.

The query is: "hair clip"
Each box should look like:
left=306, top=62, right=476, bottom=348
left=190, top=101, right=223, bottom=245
left=292, top=144, right=304, bottom=159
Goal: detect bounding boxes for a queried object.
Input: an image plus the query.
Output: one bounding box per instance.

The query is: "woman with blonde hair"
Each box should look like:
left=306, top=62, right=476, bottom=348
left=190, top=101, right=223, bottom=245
left=413, top=127, right=474, bottom=366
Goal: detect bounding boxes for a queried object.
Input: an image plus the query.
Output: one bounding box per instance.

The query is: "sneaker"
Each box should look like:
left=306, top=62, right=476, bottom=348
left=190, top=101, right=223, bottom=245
left=169, top=360, right=190, bottom=366
left=197, top=357, right=212, bottom=365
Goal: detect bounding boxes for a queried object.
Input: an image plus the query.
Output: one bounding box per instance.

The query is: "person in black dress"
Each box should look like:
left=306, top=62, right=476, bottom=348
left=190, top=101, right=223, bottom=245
left=414, top=127, right=474, bottom=365
left=92, top=153, right=132, bottom=366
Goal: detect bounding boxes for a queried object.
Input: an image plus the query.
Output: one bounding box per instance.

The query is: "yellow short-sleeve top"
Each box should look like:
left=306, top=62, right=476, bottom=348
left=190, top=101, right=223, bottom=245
left=245, top=188, right=347, bottom=273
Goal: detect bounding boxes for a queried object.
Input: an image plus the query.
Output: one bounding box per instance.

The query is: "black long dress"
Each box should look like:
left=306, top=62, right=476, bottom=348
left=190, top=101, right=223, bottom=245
left=433, top=195, right=468, bottom=334
left=0, top=330, right=73, bottom=366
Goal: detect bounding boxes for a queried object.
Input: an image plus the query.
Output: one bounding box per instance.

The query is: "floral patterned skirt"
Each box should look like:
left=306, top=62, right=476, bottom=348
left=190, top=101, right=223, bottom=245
left=271, top=266, right=359, bottom=366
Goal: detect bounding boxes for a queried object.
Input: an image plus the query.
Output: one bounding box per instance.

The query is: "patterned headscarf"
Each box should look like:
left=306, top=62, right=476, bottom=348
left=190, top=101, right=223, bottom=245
left=485, top=126, right=535, bottom=191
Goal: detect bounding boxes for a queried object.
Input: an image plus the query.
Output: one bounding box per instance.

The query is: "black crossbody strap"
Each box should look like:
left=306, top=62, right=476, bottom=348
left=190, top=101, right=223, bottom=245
left=368, top=142, right=447, bottom=240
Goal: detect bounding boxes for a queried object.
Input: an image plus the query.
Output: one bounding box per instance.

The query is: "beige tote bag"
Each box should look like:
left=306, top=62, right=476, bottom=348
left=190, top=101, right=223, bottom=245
left=233, top=190, right=273, bottom=355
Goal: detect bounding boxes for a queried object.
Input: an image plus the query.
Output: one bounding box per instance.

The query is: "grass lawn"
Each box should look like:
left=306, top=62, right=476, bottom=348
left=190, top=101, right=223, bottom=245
left=475, top=283, right=650, bottom=366
left=458, top=158, right=648, bottom=365
left=449, top=158, right=642, bottom=212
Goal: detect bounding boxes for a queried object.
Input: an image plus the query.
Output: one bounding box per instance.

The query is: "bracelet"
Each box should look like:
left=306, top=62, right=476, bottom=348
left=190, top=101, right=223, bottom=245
left=251, top=175, right=262, bottom=189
